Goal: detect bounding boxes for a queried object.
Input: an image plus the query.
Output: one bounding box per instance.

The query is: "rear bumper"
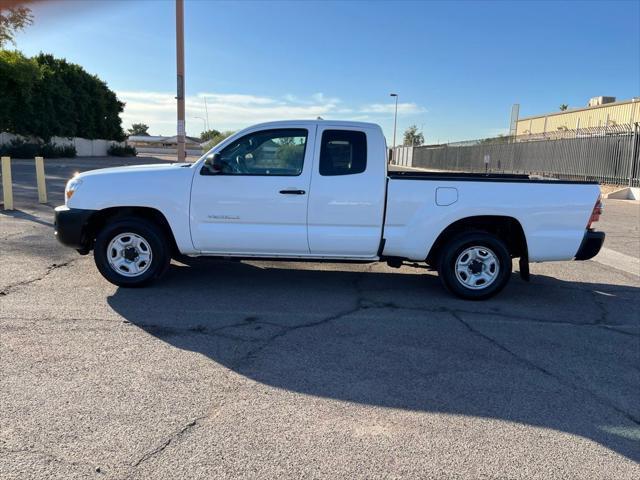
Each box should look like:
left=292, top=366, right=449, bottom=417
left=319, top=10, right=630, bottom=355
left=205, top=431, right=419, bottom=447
left=574, top=230, right=605, bottom=261
left=54, top=206, right=96, bottom=252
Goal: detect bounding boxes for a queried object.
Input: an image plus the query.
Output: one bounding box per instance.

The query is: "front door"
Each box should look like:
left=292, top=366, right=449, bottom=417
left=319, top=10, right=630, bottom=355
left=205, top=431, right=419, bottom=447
left=190, top=127, right=314, bottom=255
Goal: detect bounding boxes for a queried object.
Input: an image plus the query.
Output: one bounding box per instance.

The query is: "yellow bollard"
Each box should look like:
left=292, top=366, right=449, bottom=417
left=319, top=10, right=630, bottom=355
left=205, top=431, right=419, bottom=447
left=35, top=156, right=47, bottom=204
left=1, top=156, right=13, bottom=210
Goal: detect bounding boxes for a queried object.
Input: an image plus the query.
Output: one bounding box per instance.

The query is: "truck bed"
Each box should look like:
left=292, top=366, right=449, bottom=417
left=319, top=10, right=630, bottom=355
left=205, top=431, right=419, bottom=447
left=383, top=171, right=601, bottom=262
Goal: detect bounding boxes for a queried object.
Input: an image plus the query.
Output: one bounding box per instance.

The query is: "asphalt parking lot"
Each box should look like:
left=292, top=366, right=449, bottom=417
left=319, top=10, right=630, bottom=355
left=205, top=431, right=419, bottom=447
left=1, top=156, right=639, bottom=479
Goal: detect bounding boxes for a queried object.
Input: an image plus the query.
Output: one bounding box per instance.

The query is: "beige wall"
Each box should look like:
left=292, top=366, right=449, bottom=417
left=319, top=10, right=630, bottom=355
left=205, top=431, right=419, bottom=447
left=516, top=99, right=640, bottom=135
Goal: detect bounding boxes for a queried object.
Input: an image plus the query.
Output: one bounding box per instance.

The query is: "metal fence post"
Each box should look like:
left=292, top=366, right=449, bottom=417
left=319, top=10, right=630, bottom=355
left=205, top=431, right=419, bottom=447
left=629, top=122, right=639, bottom=187
left=35, top=156, right=47, bottom=203
left=1, top=156, right=13, bottom=210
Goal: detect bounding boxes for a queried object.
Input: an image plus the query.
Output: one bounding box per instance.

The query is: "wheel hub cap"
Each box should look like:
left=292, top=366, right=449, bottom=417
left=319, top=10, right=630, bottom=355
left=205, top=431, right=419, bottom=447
left=468, top=259, right=483, bottom=274
left=454, top=246, right=500, bottom=290
left=123, top=246, right=139, bottom=261
left=106, top=233, right=153, bottom=277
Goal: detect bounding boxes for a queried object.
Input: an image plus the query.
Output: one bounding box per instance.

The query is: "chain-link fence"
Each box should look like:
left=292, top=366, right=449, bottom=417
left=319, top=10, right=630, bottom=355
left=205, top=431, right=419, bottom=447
left=393, top=123, right=640, bottom=186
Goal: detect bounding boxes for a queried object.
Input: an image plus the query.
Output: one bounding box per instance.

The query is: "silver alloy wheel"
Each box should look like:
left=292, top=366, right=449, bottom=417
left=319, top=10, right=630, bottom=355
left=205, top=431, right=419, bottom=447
left=106, top=232, right=153, bottom=277
left=454, top=246, right=500, bottom=290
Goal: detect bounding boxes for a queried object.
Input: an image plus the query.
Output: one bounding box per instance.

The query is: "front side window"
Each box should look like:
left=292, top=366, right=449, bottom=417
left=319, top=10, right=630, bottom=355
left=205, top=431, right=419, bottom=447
left=319, top=130, right=367, bottom=176
left=206, top=129, right=307, bottom=176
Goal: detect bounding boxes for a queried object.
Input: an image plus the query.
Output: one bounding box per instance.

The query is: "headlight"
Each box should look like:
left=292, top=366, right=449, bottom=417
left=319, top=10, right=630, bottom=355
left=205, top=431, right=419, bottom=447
left=65, top=177, right=83, bottom=202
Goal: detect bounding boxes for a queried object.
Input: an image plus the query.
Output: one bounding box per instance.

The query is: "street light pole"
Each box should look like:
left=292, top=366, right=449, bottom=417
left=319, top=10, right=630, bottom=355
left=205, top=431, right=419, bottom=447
left=203, top=97, right=210, bottom=131
left=176, top=0, right=186, bottom=162
left=390, top=93, right=398, bottom=163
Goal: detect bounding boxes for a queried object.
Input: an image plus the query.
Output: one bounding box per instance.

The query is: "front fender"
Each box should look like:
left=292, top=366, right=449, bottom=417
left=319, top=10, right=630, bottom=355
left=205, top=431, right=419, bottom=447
left=67, top=166, right=197, bottom=254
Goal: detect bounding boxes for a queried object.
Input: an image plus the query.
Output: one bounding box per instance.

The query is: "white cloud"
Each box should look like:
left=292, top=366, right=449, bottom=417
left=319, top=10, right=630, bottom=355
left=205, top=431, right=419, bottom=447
left=311, top=92, right=341, bottom=105
left=197, top=93, right=277, bottom=105
left=361, top=102, right=426, bottom=114
left=116, top=90, right=425, bottom=136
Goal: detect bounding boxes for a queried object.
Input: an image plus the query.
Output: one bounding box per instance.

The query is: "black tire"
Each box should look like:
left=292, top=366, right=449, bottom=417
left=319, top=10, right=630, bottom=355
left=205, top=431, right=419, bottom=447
left=437, top=231, right=512, bottom=300
left=94, top=217, right=170, bottom=287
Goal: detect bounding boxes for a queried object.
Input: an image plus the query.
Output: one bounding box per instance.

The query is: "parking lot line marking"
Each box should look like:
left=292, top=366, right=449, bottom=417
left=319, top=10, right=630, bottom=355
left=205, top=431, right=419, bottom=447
left=594, top=248, right=640, bottom=277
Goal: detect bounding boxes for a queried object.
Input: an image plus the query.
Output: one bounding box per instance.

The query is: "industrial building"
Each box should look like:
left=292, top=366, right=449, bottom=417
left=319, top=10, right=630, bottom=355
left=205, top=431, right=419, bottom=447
left=515, top=96, right=640, bottom=135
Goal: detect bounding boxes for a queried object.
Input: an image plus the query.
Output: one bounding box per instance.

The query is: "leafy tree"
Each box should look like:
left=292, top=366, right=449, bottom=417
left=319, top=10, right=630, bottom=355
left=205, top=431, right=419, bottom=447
left=559, top=104, right=569, bottom=111
left=403, top=125, right=424, bottom=146
left=200, top=128, right=221, bottom=142
left=0, top=50, right=41, bottom=136
left=128, top=123, right=150, bottom=136
left=203, top=131, right=235, bottom=151
left=0, top=6, right=33, bottom=47
left=0, top=51, right=125, bottom=140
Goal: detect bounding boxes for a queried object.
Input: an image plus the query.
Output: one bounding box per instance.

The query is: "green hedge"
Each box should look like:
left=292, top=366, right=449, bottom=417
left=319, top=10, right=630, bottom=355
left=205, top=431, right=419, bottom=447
left=0, top=50, right=124, bottom=141
left=107, top=144, right=137, bottom=157
left=0, top=138, right=76, bottom=158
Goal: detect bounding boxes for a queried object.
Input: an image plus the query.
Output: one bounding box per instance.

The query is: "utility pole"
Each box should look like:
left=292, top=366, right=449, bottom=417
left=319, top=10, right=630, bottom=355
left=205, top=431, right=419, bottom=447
left=390, top=93, right=398, bottom=164
left=176, top=0, right=186, bottom=162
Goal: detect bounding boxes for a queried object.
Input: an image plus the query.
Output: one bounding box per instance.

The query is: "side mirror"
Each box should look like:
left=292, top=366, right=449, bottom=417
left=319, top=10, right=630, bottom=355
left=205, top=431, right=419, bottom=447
left=204, top=152, right=222, bottom=174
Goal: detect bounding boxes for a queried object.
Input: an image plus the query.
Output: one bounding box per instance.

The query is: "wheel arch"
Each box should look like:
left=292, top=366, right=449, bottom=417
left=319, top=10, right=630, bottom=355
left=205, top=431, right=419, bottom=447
left=85, top=206, right=179, bottom=255
left=426, top=215, right=528, bottom=265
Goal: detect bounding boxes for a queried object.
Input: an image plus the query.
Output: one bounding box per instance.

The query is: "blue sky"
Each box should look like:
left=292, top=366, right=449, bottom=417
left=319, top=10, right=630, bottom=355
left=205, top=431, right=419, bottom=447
left=14, top=0, right=640, bottom=143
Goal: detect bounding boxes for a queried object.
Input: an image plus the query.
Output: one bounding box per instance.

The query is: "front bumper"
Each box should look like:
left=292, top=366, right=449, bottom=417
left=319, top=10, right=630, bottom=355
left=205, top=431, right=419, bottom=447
left=574, top=230, right=605, bottom=261
left=54, top=206, right=96, bottom=252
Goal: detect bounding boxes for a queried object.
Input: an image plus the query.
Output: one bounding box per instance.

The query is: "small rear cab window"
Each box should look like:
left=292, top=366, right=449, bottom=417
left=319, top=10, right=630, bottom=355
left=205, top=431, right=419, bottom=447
left=319, top=130, right=367, bottom=176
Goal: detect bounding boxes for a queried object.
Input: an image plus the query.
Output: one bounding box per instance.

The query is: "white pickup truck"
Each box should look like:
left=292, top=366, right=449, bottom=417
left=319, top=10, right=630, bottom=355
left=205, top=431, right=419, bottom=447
left=55, top=120, right=604, bottom=299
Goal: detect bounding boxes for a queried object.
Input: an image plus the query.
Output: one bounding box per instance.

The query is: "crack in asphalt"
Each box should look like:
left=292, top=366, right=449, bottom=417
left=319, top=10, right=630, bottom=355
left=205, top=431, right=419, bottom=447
left=597, top=325, right=640, bottom=337
left=234, top=304, right=367, bottom=367
left=131, top=415, right=206, bottom=468
left=230, top=266, right=378, bottom=366
left=450, top=310, right=640, bottom=426
left=0, top=258, right=80, bottom=296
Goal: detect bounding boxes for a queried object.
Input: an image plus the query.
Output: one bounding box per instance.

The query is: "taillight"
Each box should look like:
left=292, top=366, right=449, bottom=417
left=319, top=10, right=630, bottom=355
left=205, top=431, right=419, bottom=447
left=587, top=195, right=603, bottom=229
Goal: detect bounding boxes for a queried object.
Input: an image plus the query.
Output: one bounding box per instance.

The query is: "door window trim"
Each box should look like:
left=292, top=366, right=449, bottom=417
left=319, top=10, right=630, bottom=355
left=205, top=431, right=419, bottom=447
left=200, top=128, right=309, bottom=177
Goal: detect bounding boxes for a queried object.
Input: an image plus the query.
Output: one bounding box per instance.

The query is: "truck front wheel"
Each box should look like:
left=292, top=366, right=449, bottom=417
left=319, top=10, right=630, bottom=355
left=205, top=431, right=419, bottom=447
left=94, top=217, right=170, bottom=287
left=437, top=232, right=512, bottom=300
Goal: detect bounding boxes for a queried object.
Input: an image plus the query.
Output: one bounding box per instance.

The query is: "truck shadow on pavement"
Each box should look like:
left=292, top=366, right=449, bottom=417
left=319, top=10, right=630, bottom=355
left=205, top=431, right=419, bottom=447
left=107, top=260, right=640, bottom=462
left=0, top=209, right=54, bottom=227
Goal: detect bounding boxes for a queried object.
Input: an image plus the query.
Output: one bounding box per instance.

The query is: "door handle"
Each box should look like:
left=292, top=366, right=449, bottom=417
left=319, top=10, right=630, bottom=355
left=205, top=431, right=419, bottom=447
left=279, top=189, right=306, bottom=195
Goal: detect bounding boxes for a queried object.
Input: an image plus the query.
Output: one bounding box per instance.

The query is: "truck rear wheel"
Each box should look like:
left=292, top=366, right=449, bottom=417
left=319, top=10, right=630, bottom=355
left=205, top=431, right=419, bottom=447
left=94, top=217, right=170, bottom=287
left=437, top=231, right=512, bottom=300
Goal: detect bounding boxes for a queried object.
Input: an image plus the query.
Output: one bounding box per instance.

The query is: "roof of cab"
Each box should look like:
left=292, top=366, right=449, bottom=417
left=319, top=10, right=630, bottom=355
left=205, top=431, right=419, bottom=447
left=245, top=119, right=381, bottom=130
